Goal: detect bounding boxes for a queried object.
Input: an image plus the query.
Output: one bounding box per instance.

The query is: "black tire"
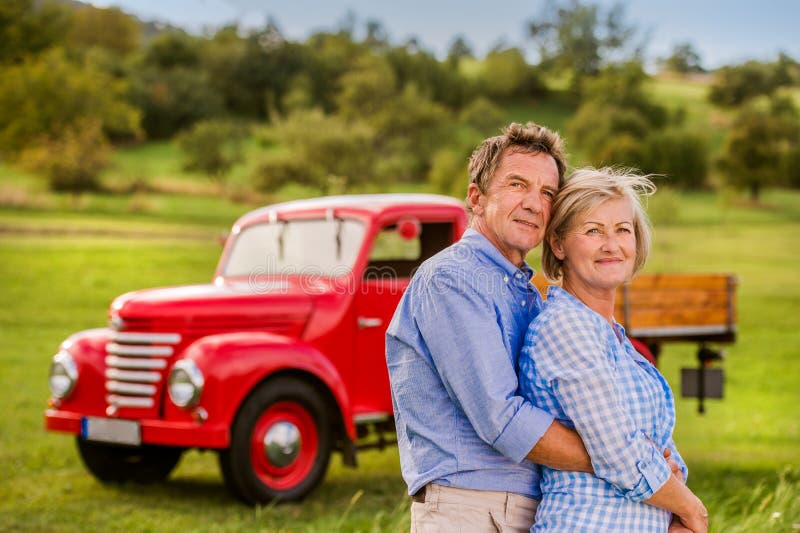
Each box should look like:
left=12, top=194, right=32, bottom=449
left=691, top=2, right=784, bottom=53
left=76, top=438, right=183, bottom=484
left=220, top=378, right=332, bottom=504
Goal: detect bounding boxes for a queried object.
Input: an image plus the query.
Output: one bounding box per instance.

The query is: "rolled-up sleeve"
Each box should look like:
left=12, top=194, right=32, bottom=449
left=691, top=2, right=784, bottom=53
left=415, top=267, right=554, bottom=463
left=526, top=312, right=672, bottom=502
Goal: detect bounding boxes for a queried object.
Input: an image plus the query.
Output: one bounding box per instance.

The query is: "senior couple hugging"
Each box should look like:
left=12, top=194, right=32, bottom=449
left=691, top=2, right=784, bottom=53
left=386, top=122, right=709, bottom=533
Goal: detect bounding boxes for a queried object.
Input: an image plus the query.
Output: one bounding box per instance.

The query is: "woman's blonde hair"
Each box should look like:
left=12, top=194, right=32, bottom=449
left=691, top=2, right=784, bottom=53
left=542, top=167, right=656, bottom=282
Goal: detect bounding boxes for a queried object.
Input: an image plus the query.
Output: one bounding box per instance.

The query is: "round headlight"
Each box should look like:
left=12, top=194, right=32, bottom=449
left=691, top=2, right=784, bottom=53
left=49, top=351, right=78, bottom=399
left=168, top=360, right=204, bottom=408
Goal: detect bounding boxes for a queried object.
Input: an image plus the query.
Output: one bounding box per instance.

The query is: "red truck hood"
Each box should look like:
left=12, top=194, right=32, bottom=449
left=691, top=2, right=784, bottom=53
left=110, top=278, right=317, bottom=339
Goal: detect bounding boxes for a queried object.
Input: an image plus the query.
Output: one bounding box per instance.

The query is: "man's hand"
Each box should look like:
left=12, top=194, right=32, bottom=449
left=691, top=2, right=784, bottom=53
left=663, top=447, right=684, bottom=482
left=668, top=515, right=693, bottom=533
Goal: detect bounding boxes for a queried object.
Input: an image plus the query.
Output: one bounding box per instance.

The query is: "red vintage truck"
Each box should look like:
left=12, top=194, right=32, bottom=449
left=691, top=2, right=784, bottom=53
left=44, top=194, right=736, bottom=504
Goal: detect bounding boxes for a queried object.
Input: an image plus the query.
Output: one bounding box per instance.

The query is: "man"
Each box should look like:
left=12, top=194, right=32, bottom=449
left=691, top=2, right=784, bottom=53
left=386, top=122, right=592, bottom=532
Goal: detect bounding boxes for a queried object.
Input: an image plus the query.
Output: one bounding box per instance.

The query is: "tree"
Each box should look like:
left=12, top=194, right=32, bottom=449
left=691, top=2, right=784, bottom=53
left=0, top=0, right=70, bottom=64
left=527, top=0, right=640, bottom=91
left=0, top=48, right=141, bottom=155
left=143, top=30, right=201, bottom=70
left=368, top=84, right=451, bottom=182
left=385, top=44, right=473, bottom=109
left=446, top=35, right=473, bottom=68
left=709, top=61, right=775, bottom=107
left=18, top=118, right=111, bottom=193
left=129, top=66, right=224, bottom=139
left=708, top=56, right=798, bottom=107
left=480, top=46, right=545, bottom=99
left=659, top=42, right=704, bottom=74
left=364, top=19, right=389, bottom=51
left=335, top=54, right=397, bottom=121
left=567, top=62, right=667, bottom=165
left=177, top=119, right=249, bottom=185
left=458, top=97, right=506, bottom=135
left=642, top=129, right=709, bottom=189
left=66, top=5, right=141, bottom=55
left=253, top=109, right=376, bottom=194
left=428, top=147, right=470, bottom=198
left=719, top=96, right=800, bottom=201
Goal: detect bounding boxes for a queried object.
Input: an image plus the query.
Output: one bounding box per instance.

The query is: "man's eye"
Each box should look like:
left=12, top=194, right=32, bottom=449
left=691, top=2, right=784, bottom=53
left=543, top=190, right=555, bottom=199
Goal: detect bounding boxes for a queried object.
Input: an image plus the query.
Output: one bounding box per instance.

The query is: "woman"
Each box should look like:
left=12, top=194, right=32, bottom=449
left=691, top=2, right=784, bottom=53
left=518, top=168, right=708, bottom=532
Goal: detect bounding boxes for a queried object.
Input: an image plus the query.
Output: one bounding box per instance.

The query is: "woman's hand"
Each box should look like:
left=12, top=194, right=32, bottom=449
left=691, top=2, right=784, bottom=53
left=645, top=474, right=708, bottom=533
left=663, top=447, right=685, bottom=482
left=673, top=493, right=708, bottom=533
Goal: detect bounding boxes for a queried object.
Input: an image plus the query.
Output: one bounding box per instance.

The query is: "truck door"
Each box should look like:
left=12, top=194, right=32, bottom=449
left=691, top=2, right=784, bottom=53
left=352, top=221, right=454, bottom=419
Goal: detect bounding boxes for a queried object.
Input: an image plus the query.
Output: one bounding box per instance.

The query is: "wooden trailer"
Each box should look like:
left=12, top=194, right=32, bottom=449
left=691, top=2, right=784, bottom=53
left=532, top=272, right=738, bottom=412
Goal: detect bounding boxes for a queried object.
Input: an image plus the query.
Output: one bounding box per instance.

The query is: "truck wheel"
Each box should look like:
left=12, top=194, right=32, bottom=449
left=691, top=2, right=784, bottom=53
left=220, top=378, right=332, bottom=504
left=76, top=438, right=183, bottom=484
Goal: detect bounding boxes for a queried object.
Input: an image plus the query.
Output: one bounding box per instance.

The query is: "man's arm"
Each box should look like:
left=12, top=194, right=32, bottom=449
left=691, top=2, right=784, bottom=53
left=525, top=420, right=684, bottom=476
left=525, top=419, right=593, bottom=472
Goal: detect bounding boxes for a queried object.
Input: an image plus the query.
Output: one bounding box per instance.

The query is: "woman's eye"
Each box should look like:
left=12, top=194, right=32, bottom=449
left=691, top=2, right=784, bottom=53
left=618, top=227, right=632, bottom=234
left=586, top=228, right=600, bottom=235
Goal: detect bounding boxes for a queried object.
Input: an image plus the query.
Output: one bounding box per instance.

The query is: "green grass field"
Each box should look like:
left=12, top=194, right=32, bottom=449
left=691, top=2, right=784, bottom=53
left=0, top=185, right=798, bottom=532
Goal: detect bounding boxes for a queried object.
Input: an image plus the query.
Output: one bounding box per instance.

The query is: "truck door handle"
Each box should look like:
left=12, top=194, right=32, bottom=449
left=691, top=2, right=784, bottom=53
left=357, top=317, right=383, bottom=329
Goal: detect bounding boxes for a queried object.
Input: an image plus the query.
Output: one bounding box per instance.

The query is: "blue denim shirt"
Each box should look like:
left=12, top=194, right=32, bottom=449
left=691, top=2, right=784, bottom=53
left=386, top=228, right=555, bottom=498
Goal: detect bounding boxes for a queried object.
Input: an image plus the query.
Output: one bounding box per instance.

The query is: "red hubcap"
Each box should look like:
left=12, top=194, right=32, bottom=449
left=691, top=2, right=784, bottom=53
left=250, top=401, right=318, bottom=490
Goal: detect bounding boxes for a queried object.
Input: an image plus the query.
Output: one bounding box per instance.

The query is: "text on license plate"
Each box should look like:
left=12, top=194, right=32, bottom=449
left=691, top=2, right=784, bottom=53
left=81, top=417, right=141, bottom=446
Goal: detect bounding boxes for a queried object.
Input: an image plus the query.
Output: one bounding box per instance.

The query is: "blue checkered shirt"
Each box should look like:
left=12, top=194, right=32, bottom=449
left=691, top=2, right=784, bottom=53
left=386, top=229, right=555, bottom=499
left=519, top=286, right=688, bottom=532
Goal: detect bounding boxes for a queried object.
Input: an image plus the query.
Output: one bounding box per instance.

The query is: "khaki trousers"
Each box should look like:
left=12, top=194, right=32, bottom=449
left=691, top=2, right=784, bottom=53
left=411, top=483, right=539, bottom=533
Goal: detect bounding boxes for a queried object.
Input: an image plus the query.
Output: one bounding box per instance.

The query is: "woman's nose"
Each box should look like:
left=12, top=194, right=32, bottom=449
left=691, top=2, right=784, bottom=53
left=601, top=232, right=620, bottom=251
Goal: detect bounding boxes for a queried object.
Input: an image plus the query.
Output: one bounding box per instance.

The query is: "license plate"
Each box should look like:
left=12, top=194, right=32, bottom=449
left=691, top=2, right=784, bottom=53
left=81, top=417, right=141, bottom=446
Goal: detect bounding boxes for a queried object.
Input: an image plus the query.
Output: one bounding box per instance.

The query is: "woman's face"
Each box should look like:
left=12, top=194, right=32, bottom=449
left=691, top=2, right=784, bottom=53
left=551, top=197, right=637, bottom=293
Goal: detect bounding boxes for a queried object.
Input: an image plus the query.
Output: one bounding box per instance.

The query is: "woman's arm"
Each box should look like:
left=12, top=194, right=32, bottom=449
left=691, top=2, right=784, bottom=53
left=646, top=476, right=708, bottom=532
left=519, top=309, right=704, bottom=522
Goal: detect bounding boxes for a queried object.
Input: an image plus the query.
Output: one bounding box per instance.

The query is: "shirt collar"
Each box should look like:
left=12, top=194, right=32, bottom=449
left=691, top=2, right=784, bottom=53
left=461, top=228, right=536, bottom=281
left=546, top=285, right=629, bottom=337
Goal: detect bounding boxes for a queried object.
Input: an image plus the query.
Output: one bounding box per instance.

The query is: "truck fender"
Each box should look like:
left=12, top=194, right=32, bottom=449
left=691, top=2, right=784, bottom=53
left=178, top=332, right=355, bottom=440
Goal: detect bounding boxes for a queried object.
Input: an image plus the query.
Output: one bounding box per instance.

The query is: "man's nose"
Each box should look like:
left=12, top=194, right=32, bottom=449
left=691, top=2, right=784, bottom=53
left=521, top=188, right=543, bottom=213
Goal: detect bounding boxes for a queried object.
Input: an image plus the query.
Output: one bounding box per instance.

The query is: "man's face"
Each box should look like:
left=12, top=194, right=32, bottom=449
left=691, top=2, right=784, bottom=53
left=468, top=149, right=559, bottom=267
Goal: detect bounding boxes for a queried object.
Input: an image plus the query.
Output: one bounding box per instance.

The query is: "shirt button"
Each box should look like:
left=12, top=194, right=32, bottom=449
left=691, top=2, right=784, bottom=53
left=503, top=275, right=509, bottom=283
left=521, top=300, right=526, bottom=306
left=516, top=272, right=522, bottom=279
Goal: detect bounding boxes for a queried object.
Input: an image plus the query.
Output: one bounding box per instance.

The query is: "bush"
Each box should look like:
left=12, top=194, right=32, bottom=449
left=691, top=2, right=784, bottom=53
left=643, top=129, right=709, bottom=189
left=129, top=66, right=224, bottom=139
left=458, top=97, right=506, bottom=136
left=252, top=110, right=376, bottom=194
left=18, top=118, right=110, bottom=193
left=428, top=148, right=469, bottom=198
left=177, top=119, right=249, bottom=183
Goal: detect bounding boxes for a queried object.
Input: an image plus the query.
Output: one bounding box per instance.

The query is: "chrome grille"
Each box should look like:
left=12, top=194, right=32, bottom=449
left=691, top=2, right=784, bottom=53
left=104, top=331, right=181, bottom=411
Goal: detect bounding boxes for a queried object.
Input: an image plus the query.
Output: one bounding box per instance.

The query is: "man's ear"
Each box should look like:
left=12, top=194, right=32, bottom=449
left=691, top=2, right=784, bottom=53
left=550, top=234, right=566, bottom=260
left=467, top=183, right=484, bottom=216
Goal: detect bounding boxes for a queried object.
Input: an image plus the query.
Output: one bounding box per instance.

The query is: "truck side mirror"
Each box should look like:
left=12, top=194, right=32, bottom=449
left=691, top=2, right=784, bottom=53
left=396, top=218, right=421, bottom=241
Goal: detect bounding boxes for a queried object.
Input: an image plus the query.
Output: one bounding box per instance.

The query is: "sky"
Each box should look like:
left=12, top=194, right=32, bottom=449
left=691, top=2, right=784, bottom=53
left=91, top=0, right=800, bottom=70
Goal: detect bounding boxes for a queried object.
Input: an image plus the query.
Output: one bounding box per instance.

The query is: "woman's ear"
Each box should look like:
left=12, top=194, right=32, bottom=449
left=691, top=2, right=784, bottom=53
left=467, top=183, right=484, bottom=216
left=550, top=234, right=566, bottom=260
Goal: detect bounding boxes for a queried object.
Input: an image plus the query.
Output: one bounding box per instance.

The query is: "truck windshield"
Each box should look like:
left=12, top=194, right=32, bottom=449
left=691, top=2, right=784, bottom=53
left=223, top=218, right=366, bottom=278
